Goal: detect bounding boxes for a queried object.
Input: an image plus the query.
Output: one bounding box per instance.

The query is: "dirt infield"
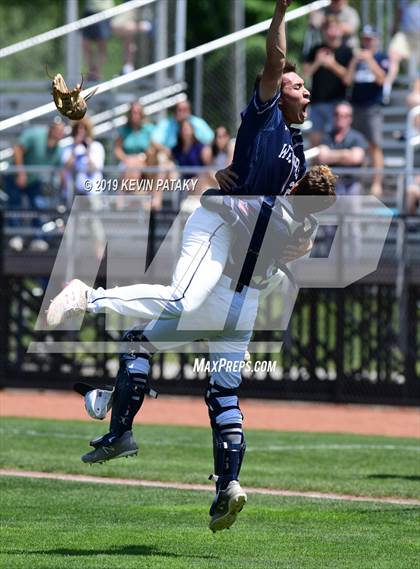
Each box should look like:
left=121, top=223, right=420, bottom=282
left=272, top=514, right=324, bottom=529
left=1, top=389, right=419, bottom=437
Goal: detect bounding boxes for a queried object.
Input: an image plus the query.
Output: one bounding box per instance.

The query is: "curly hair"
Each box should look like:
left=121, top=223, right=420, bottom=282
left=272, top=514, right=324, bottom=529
left=292, top=165, right=337, bottom=213
left=295, top=165, right=337, bottom=197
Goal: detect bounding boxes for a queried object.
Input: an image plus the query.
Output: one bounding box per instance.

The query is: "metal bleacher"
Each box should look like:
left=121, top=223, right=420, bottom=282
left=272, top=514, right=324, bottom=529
left=0, top=0, right=418, bottom=218
left=382, top=78, right=412, bottom=169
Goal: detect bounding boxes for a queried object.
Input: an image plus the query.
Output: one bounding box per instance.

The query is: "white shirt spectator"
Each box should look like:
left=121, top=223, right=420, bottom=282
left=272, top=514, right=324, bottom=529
left=62, top=141, right=105, bottom=195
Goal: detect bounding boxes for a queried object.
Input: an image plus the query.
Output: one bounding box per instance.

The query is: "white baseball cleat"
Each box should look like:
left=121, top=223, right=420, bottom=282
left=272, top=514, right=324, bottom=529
left=209, top=481, right=247, bottom=533
left=46, top=279, right=90, bottom=328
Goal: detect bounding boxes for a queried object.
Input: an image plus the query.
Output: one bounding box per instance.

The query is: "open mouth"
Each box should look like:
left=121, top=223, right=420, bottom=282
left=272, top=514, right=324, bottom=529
left=302, top=102, right=310, bottom=119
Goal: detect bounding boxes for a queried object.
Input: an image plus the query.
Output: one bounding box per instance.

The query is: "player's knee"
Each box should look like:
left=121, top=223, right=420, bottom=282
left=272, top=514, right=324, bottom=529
left=204, top=381, right=243, bottom=429
left=118, top=328, right=158, bottom=398
left=120, top=328, right=154, bottom=364
left=115, top=360, right=157, bottom=400
left=210, top=368, right=242, bottom=394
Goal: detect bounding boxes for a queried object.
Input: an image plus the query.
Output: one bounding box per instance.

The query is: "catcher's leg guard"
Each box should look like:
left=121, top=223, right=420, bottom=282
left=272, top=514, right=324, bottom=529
left=205, top=380, right=246, bottom=494
left=95, top=328, right=158, bottom=445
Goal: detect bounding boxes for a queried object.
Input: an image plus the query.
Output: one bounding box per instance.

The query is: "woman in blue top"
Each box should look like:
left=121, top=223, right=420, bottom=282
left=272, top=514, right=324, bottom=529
left=171, top=119, right=212, bottom=208
left=114, top=102, right=167, bottom=209
left=171, top=119, right=212, bottom=179
left=114, top=102, right=155, bottom=174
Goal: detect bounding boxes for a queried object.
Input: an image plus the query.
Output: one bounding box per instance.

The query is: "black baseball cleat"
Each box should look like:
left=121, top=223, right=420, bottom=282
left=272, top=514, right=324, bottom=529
left=209, top=481, right=247, bottom=533
left=81, top=431, right=138, bottom=464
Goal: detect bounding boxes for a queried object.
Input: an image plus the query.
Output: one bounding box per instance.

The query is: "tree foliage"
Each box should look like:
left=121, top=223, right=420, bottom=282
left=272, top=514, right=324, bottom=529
left=0, top=1, right=64, bottom=81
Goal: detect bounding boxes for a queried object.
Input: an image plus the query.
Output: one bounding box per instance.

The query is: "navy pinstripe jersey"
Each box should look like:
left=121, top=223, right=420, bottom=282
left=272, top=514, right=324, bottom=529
left=231, top=88, right=306, bottom=198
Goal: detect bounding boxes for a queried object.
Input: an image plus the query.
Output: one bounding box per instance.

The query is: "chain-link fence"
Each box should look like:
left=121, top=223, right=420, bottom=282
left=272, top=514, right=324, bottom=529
left=0, top=1, right=177, bottom=81
left=183, top=25, right=314, bottom=135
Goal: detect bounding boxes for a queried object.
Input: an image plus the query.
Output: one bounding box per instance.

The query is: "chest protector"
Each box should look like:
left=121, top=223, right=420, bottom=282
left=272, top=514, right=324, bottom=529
left=201, top=190, right=317, bottom=289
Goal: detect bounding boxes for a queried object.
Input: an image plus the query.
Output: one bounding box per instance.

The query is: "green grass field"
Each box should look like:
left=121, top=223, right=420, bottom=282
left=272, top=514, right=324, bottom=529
left=0, top=417, right=419, bottom=569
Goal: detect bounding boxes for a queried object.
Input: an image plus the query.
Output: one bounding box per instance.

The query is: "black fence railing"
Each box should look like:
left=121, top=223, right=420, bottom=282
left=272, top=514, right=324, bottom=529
left=1, top=207, right=419, bottom=405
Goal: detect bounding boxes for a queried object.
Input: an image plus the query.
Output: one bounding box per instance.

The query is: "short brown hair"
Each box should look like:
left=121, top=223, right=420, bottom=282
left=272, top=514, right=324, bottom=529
left=296, top=165, right=336, bottom=197
left=294, top=165, right=337, bottom=211
left=254, top=60, right=298, bottom=89
left=283, top=60, right=297, bottom=74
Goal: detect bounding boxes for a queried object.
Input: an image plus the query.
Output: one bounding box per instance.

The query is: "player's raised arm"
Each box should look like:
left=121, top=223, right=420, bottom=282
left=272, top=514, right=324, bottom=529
left=259, top=0, right=292, bottom=103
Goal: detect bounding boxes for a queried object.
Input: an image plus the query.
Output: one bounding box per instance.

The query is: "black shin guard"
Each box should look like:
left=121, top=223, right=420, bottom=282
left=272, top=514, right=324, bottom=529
left=212, top=429, right=246, bottom=491
left=205, top=382, right=246, bottom=492
left=107, top=329, right=157, bottom=439
left=108, top=366, right=146, bottom=437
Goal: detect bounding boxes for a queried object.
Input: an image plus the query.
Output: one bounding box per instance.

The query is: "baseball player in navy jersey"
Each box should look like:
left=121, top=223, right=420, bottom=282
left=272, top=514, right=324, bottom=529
left=47, top=0, right=310, bottom=328
left=46, top=0, right=326, bottom=532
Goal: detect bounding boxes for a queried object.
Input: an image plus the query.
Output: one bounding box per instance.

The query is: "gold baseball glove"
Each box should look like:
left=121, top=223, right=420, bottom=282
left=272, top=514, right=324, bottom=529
left=46, top=66, right=98, bottom=120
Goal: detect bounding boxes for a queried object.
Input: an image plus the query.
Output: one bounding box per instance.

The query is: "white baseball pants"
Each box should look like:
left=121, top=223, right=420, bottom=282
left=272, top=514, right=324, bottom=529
left=87, top=206, right=232, bottom=320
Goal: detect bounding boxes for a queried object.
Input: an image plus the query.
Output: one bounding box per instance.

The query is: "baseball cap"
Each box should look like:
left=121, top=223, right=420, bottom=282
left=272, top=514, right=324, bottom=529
left=361, top=25, right=378, bottom=38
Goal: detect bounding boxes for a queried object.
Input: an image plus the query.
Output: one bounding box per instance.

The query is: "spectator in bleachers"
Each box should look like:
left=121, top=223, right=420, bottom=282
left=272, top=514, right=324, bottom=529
left=152, top=99, right=214, bottom=151
left=211, top=126, right=235, bottom=170
left=61, top=116, right=105, bottom=199
left=309, top=0, right=360, bottom=50
left=407, top=77, right=420, bottom=110
left=406, top=77, right=420, bottom=132
left=171, top=119, right=212, bottom=211
left=344, top=26, right=389, bottom=197
left=172, top=119, right=212, bottom=182
left=406, top=177, right=420, bottom=215
left=304, top=17, right=353, bottom=147
left=324, top=0, right=360, bottom=48
left=111, top=0, right=153, bottom=75
left=201, top=125, right=235, bottom=189
left=316, top=102, right=367, bottom=255
left=61, top=117, right=106, bottom=259
left=383, top=0, right=420, bottom=104
left=114, top=102, right=155, bottom=178
left=316, top=101, right=367, bottom=195
left=82, top=0, right=114, bottom=81
left=114, top=101, right=168, bottom=210
left=405, top=77, right=420, bottom=214
left=5, top=118, right=65, bottom=252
